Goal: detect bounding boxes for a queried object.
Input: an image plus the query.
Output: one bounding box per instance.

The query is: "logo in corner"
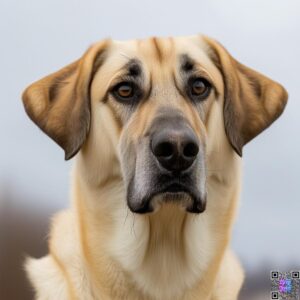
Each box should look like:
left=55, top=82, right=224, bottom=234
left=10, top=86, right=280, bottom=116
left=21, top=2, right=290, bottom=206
left=271, top=270, right=300, bottom=299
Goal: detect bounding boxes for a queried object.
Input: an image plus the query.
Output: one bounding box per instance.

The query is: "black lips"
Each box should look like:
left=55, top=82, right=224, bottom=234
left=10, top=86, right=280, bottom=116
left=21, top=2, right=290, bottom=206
left=127, top=173, right=206, bottom=214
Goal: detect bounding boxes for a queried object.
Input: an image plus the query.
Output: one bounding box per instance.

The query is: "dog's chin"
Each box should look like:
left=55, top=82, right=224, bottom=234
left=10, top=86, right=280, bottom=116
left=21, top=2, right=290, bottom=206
left=152, top=192, right=196, bottom=212
left=127, top=184, right=206, bottom=215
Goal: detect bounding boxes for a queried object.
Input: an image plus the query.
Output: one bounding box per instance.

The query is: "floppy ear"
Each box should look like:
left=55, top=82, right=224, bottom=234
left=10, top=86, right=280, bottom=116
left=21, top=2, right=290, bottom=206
left=204, top=37, right=288, bottom=156
left=22, top=40, right=109, bottom=160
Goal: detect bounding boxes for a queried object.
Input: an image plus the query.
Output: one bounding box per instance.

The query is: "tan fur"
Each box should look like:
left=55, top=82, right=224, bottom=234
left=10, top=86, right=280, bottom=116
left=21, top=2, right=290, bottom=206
left=23, top=35, right=287, bottom=300
left=203, top=36, right=288, bottom=156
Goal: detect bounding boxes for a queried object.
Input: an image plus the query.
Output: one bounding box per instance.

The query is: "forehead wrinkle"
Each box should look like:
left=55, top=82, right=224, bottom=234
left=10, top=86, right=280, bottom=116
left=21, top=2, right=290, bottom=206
left=151, top=37, right=164, bottom=63
left=151, top=37, right=177, bottom=67
left=133, top=38, right=177, bottom=84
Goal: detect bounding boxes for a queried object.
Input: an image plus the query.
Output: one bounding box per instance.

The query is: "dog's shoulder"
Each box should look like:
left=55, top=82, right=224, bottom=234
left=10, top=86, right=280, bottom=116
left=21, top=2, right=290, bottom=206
left=211, top=249, right=244, bottom=300
left=25, top=255, right=71, bottom=299
left=25, top=209, right=86, bottom=299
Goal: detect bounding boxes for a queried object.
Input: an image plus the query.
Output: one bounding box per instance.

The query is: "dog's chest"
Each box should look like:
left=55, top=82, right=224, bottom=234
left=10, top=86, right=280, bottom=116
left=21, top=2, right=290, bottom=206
left=109, top=206, right=216, bottom=300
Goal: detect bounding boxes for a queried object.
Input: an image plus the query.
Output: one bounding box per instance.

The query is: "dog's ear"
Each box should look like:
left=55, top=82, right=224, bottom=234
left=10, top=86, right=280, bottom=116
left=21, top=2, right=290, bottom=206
left=22, top=40, right=109, bottom=160
left=204, top=37, right=288, bottom=156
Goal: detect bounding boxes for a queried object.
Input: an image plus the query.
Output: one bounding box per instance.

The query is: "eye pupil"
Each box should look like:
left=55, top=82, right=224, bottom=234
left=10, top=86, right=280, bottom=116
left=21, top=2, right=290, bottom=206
left=117, top=84, right=133, bottom=98
left=192, top=79, right=207, bottom=95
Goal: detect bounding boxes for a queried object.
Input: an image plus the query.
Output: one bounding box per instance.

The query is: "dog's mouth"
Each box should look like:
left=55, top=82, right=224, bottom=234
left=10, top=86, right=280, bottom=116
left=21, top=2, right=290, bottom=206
left=162, top=182, right=187, bottom=193
left=127, top=176, right=206, bottom=214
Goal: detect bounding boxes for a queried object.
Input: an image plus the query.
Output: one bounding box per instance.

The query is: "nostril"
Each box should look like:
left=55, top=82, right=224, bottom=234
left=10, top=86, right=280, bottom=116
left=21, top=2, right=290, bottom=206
left=183, top=142, right=199, bottom=158
left=154, top=142, right=174, bottom=158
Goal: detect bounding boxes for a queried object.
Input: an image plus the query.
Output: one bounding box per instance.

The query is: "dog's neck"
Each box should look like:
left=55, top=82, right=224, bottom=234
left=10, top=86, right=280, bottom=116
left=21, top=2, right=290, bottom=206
left=72, top=151, right=241, bottom=300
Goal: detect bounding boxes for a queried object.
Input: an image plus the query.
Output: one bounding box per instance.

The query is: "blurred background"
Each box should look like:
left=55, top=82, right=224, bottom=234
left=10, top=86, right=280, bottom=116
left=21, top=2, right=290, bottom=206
left=0, top=0, right=299, bottom=299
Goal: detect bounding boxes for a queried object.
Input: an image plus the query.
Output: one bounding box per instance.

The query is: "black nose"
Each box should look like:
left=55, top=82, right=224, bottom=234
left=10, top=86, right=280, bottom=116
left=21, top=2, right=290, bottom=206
left=151, top=127, right=199, bottom=172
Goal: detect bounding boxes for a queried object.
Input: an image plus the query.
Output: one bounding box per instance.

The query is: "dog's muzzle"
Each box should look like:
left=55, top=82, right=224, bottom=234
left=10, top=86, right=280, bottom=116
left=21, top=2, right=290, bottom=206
left=126, top=113, right=207, bottom=214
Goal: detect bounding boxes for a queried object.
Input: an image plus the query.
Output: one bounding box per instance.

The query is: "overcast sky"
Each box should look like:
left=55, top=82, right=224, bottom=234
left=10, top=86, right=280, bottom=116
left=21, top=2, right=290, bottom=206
left=1, top=0, right=300, bottom=271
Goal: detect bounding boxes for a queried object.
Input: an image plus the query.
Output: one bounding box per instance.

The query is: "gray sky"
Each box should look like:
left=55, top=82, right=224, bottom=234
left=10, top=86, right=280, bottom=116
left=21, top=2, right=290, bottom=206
left=1, top=0, right=300, bottom=271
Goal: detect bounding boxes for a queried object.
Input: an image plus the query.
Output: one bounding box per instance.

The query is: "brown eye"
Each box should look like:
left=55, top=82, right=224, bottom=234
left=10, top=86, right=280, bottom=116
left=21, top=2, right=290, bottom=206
left=190, top=78, right=211, bottom=99
left=116, top=83, right=133, bottom=98
left=112, top=81, right=142, bottom=104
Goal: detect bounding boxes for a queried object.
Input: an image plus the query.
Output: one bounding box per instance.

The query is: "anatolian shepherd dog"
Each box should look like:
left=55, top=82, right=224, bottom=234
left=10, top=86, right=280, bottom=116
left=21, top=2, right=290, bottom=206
left=22, top=35, right=287, bottom=300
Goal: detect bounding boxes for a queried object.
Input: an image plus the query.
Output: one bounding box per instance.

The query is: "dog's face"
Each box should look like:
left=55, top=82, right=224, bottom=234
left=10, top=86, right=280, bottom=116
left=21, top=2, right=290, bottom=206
left=22, top=35, right=287, bottom=214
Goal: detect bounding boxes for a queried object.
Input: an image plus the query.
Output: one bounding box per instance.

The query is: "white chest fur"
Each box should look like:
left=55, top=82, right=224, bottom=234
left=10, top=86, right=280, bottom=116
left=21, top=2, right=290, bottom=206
left=108, top=201, right=222, bottom=300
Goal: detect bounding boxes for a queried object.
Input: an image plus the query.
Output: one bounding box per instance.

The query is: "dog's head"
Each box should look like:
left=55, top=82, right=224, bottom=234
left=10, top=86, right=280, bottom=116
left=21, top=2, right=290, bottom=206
left=22, top=35, right=287, bottom=214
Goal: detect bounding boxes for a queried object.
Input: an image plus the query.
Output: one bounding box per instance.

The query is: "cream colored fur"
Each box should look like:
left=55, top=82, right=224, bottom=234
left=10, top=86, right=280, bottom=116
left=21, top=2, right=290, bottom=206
left=26, top=101, right=244, bottom=300
left=24, top=35, right=287, bottom=300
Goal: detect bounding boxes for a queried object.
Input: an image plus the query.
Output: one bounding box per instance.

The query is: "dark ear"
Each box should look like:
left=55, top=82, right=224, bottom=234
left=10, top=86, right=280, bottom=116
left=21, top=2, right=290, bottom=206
left=204, top=37, right=288, bottom=156
left=22, top=40, right=109, bottom=160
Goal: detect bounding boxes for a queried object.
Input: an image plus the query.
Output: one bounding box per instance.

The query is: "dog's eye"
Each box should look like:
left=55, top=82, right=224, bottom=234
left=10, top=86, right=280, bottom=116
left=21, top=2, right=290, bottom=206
left=114, top=82, right=134, bottom=99
left=189, top=78, right=211, bottom=100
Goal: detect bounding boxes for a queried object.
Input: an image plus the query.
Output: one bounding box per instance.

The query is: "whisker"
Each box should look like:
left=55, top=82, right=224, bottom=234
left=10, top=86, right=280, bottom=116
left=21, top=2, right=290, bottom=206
left=131, top=213, right=137, bottom=238
left=123, top=207, right=130, bottom=226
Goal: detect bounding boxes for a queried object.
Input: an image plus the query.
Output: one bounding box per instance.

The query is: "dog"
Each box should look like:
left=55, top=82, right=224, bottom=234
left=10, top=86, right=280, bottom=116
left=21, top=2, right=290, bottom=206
left=22, top=34, right=287, bottom=300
